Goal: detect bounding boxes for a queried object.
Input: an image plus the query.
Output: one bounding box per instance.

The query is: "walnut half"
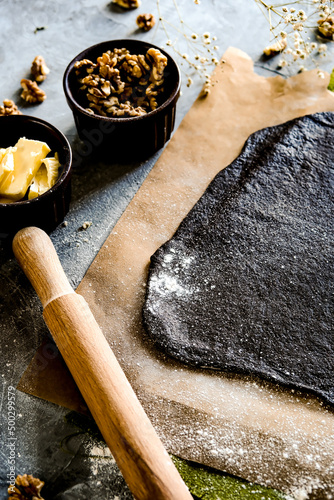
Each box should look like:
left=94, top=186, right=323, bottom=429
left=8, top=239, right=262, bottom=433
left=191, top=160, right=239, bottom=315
left=318, top=16, right=334, bottom=39
left=21, top=79, right=46, bottom=104
left=263, top=38, right=287, bottom=57
left=136, top=13, right=156, bottom=31
left=31, top=55, right=50, bottom=82
left=113, top=0, right=141, bottom=8
left=0, top=99, right=22, bottom=116
left=8, top=474, right=45, bottom=500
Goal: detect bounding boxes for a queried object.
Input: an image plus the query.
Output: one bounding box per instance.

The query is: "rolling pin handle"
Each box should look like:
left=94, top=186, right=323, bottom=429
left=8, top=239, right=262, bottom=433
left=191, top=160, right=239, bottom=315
left=12, top=226, right=192, bottom=500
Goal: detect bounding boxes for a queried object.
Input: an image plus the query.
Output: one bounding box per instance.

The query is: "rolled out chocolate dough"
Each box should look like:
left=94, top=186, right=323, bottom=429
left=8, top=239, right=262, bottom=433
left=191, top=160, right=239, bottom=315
left=143, top=112, right=334, bottom=405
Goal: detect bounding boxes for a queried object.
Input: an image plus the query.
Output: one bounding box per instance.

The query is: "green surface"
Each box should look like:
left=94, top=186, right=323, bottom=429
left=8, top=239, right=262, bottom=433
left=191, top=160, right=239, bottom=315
left=328, top=68, right=334, bottom=91
left=172, top=456, right=289, bottom=500
left=65, top=411, right=289, bottom=500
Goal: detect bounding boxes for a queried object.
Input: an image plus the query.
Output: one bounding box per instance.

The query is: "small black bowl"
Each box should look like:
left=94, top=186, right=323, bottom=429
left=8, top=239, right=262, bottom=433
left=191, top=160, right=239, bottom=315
left=0, top=115, right=72, bottom=237
left=63, top=39, right=181, bottom=159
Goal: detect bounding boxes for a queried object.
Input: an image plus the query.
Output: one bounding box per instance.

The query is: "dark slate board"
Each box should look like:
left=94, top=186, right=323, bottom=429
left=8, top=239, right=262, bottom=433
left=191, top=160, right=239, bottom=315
left=142, top=112, right=334, bottom=405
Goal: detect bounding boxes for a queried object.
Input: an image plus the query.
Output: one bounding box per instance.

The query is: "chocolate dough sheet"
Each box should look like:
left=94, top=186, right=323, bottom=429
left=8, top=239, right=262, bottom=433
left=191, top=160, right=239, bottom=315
left=143, top=112, right=334, bottom=405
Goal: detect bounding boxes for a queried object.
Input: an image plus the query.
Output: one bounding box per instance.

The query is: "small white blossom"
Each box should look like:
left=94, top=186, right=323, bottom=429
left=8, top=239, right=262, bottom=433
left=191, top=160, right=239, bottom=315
left=293, top=22, right=304, bottom=31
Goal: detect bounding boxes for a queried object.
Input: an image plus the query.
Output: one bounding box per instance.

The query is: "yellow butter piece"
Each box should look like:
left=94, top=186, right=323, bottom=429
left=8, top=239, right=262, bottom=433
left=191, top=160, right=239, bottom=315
left=0, top=148, right=7, bottom=162
left=0, top=138, right=51, bottom=201
left=0, top=147, right=16, bottom=189
left=28, top=154, right=60, bottom=200
left=0, top=197, right=17, bottom=204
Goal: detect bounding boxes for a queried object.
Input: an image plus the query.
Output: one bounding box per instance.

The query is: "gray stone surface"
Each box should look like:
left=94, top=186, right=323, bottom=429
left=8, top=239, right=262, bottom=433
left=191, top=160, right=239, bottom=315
left=0, top=1, right=333, bottom=498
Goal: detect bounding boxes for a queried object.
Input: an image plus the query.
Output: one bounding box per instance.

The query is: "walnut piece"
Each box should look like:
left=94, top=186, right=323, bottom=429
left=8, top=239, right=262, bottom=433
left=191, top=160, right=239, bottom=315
left=318, top=16, right=334, bottom=39
left=75, top=47, right=168, bottom=117
left=21, top=79, right=46, bottom=103
left=136, top=13, right=156, bottom=31
left=31, top=55, right=50, bottom=82
left=263, top=38, right=287, bottom=57
left=113, top=0, right=141, bottom=8
left=8, top=474, right=45, bottom=500
left=0, top=99, right=22, bottom=116
left=147, top=48, right=167, bottom=83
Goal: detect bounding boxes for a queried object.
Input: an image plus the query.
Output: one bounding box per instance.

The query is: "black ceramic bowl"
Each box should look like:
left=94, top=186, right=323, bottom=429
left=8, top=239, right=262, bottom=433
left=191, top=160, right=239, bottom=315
left=0, top=115, right=72, bottom=237
left=63, top=39, right=181, bottom=158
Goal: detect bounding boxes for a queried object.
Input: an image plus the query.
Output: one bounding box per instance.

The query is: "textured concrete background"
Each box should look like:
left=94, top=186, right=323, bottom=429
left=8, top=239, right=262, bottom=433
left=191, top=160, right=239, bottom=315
left=0, top=1, right=333, bottom=498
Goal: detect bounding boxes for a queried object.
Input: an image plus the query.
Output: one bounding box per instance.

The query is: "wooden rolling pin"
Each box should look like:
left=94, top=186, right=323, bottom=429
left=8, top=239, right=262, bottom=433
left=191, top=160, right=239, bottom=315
left=13, top=226, right=192, bottom=500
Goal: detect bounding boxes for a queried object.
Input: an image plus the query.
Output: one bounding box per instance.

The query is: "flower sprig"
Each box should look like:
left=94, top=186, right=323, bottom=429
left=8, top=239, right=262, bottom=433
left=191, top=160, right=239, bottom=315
left=155, top=0, right=220, bottom=92
left=153, top=0, right=333, bottom=94
left=255, top=0, right=334, bottom=73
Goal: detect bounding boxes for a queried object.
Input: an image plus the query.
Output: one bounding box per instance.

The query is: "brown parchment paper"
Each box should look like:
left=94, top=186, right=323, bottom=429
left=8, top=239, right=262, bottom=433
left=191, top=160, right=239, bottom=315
left=19, top=48, right=334, bottom=496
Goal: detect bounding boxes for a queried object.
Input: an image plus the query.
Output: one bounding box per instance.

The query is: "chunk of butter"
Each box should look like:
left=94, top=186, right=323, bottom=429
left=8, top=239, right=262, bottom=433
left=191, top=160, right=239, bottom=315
left=28, top=154, right=60, bottom=199
left=0, top=138, right=51, bottom=201
left=0, top=147, right=16, bottom=189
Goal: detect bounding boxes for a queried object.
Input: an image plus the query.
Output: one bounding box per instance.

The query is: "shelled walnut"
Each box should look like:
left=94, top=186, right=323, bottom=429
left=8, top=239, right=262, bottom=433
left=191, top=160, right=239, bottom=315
left=263, top=38, right=287, bottom=57
left=74, top=46, right=167, bottom=117
left=113, top=0, right=141, bottom=8
left=8, top=474, right=45, bottom=500
left=21, top=79, right=46, bottom=103
left=31, top=55, right=50, bottom=82
left=318, top=16, right=334, bottom=39
left=136, top=13, right=156, bottom=31
left=0, top=99, right=22, bottom=116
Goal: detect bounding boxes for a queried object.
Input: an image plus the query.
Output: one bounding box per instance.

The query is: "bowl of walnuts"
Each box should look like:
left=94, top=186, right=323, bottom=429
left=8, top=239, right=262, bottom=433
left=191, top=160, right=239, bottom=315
left=63, top=39, right=181, bottom=159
